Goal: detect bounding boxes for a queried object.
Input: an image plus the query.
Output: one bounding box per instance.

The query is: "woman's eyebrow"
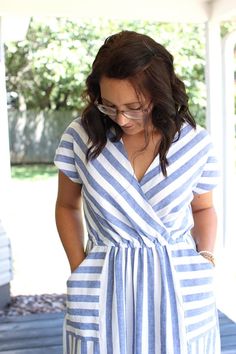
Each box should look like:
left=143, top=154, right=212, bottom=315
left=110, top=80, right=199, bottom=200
left=101, top=97, right=140, bottom=106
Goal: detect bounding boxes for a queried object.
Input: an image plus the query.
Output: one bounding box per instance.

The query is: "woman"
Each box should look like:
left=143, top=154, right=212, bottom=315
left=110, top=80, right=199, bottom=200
left=54, top=30, right=221, bottom=354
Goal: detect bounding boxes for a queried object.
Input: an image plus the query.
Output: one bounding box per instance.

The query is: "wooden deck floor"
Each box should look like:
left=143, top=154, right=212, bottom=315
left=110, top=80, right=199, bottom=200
left=219, top=311, right=236, bottom=354
left=0, top=312, right=63, bottom=354
left=0, top=310, right=235, bottom=353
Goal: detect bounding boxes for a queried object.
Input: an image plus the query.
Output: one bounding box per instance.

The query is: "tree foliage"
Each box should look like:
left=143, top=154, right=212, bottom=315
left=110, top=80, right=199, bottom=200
left=5, top=18, right=234, bottom=126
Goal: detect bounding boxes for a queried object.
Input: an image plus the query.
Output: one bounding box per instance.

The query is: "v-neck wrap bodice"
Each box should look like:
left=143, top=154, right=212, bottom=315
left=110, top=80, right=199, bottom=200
left=55, top=118, right=221, bottom=354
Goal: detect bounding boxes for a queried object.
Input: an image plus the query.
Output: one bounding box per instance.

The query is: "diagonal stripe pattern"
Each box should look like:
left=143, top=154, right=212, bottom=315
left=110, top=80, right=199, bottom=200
left=55, top=118, right=221, bottom=354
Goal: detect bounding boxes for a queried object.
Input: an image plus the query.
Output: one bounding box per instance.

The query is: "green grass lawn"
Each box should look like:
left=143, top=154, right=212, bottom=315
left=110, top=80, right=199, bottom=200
left=11, top=164, right=58, bottom=180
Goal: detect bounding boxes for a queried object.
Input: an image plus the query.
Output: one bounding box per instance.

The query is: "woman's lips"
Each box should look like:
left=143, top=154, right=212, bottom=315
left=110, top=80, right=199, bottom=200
left=122, top=124, right=133, bottom=129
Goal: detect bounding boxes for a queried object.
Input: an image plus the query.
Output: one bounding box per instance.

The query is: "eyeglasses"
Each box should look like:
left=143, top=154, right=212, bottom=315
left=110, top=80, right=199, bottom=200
left=95, top=102, right=150, bottom=120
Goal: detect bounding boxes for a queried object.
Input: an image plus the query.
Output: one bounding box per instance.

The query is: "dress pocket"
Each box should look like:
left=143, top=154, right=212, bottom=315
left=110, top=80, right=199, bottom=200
left=172, top=240, right=217, bottom=342
left=65, top=243, right=107, bottom=341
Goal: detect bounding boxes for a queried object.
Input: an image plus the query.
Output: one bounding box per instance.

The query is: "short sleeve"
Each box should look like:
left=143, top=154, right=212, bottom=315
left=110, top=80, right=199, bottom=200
left=192, top=129, right=220, bottom=194
left=54, top=119, right=84, bottom=184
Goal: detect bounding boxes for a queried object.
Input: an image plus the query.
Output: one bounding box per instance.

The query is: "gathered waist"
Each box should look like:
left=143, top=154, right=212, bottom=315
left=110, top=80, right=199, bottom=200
left=85, top=234, right=191, bottom=253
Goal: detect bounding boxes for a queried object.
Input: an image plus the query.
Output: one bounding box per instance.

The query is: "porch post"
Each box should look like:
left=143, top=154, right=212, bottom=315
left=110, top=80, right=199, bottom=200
left=0, top=16, right=12, bottom=308
left=205, top=20, right=224, bottom=249
left=222, top=31, right=236, bottom=250
left=0, top=16, right=11, bottom=219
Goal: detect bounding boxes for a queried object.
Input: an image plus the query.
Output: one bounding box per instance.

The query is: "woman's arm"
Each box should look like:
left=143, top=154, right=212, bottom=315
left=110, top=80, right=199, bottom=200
left=191, top=191, right=217, bottom=253
left=55, top=170, right=86, bottom=272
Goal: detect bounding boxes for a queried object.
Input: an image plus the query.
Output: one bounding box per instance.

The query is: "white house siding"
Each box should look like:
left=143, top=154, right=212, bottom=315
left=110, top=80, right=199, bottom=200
left=0, top=219, right=13, bottom=287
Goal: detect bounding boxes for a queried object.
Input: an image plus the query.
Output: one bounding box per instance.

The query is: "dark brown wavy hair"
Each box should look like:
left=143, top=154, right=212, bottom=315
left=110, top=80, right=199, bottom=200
left=81, top=30, right=196, bottom=176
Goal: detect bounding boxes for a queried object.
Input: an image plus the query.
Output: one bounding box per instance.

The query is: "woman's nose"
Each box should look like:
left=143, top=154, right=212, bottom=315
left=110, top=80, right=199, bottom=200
left=116, top=111, right=129, bottom=126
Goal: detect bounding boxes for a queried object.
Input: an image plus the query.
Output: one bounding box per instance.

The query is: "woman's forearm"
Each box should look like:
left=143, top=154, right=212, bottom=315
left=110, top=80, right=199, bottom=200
left=191, top=206, right=217, bottom=253
left=55, top=203, right=86, bottom=272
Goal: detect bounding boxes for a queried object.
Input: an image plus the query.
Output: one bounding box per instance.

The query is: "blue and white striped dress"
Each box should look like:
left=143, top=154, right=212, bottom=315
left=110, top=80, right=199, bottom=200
left=54, top=118, right=221, bottom=354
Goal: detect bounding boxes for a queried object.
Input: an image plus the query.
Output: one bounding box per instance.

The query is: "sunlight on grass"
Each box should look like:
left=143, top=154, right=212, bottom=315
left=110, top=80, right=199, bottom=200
left=11, top=164, right=58, bottom=180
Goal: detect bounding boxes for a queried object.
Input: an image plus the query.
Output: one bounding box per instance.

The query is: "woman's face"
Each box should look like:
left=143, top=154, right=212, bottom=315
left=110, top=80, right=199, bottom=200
left=99, top=76, right=152, bottom=136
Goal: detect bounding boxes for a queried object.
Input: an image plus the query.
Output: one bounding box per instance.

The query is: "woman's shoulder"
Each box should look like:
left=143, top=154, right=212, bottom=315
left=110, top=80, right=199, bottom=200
left=179, top=122, right=210, bottom=141
left=66, top=117, right=82, bottom=131
left=64, top=117, right=88, bottom=140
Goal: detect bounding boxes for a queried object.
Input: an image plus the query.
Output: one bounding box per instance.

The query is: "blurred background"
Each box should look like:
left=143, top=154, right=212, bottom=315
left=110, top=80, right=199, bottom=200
left=0, top=15, right=236, bottom=320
